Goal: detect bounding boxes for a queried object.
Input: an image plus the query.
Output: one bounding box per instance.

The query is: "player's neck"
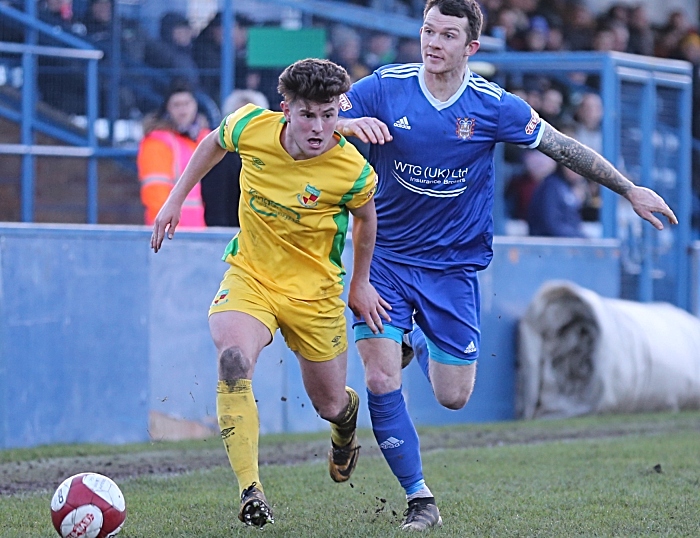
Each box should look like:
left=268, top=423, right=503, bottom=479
left=423, top=66, right=467, bottom=102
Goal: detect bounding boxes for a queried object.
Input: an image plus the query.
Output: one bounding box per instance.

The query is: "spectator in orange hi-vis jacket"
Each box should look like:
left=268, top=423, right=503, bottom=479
left=137, top=80, right=209, bottom=226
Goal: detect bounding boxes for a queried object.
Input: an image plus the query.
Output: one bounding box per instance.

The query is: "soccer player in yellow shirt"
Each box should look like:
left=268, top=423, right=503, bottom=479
left=151, top=58, right=391, bottom=528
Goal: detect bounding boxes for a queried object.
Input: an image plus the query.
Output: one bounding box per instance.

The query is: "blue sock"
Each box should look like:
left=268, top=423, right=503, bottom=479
left=408, top=324, right=431, bottom=382
left=367, top=388, right=424, bottom=495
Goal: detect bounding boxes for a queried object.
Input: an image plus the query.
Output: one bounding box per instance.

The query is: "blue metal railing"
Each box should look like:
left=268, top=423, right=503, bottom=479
left=477, top=50, right=693, bottom=310
left=0, top=1, right=141, bottom=224
left=1, top=0, right=501, bottom=225
left=213, top=0, right=504, bottom=119
left=0, top=39, right=105, bottom=223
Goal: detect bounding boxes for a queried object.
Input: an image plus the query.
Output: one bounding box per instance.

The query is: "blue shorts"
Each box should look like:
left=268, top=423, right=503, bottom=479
left=353, top=254, right=481, bottom=364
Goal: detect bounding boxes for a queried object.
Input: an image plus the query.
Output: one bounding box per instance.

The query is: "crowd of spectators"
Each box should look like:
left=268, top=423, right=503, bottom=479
left=475, top=0, right=700, bottom=236
left=7, top=1, right=696, bottom=123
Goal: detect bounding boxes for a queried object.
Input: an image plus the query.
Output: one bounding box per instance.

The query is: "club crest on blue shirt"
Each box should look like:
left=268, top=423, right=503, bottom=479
left=298, top=184, right=321, bottom=207
left=456, top=117, right=476, bottom=140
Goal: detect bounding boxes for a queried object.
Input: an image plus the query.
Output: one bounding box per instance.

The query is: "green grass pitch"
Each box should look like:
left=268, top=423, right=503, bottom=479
left=1, top=412, right=699, bottom=537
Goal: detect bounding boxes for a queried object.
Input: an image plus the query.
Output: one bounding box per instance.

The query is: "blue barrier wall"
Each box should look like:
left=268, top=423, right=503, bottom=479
left=403, top=237, right=621, bottom=425
left=0, top=225, right=622, bottom=448
left=0, top=225, right=150, bottom=449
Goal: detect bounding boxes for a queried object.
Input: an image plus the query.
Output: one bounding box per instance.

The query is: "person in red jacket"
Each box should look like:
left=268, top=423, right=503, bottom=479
left=137, top=81, right=209, bottom=226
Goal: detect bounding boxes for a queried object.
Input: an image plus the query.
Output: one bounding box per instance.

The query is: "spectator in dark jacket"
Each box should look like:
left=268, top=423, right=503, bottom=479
left=144, top=11, right=200, bottom=89
left=0, top=0, right=25, bottom=42
left=193, top=12, right=258, bottom=103
left=36, top=0, right=88, bottom=113
left=80, top=0, right=150, bottom=115
left=505, top=149, right=557, bottom=221
left=527, top=165, right=586, bottom=237
left=627, top=5, right=654, bottom=56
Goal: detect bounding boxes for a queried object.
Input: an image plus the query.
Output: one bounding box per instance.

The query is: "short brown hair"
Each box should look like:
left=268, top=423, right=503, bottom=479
left=277, top=58, right=351, bottom=104
left=423, top=0, right=483, bottom=42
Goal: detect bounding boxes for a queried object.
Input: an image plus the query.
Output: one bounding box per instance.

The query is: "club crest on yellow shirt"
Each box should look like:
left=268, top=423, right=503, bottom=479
left=297, top=184, right=321, bottom=208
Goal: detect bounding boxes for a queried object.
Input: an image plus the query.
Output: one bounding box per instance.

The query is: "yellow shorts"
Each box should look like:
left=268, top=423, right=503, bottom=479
left=209, top=264, right=348, bottom=361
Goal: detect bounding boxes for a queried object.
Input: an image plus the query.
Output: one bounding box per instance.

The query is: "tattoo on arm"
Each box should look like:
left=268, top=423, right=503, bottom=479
left=537, top=124, right=633, bottom=196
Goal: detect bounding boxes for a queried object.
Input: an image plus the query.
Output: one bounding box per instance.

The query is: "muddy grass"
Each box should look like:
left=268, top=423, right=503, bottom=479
left=2, top=412, right=699, bottom=496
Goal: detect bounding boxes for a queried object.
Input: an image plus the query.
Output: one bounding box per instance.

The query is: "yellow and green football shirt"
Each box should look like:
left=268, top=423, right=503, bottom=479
left=218, top=103, right=377, bottom=301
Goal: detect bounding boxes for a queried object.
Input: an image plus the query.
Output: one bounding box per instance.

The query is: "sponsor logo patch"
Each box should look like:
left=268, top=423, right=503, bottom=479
left=249, top=188, right=301, bottom=221
left=339, top=93, right=352, bottom=111
left=366, top=174, right=378, bottom=198
left=525, top=108, right=541, bottom=135
left=213, top=289, right=229, bottom=306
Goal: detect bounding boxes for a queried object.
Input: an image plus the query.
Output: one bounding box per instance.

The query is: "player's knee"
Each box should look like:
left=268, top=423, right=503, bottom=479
left=311, top=397, right=346, bottom=422
left=435, top=387, right=473, bottom=410
left=436, top=393, right=469, bottom=410
left=315, top=403, right=343, bottom=423
left=218, top=346, right=250, bottom=380
left=364, top=368, right=399, bottom=395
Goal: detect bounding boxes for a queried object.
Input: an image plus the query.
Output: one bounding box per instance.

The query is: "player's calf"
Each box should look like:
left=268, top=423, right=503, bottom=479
left=328, top=387, right=361, bottom=482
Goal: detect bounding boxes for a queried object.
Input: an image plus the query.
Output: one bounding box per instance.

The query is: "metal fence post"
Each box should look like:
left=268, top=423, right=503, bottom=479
left=20, top=0, right=37, bottom=222
left=600, top=54, right=618, bottom=239
left=675, top=78, right=694, bottom=310
left=87, top=58, right=99, bottom=224
left=638, top=75, right=656, bottom=303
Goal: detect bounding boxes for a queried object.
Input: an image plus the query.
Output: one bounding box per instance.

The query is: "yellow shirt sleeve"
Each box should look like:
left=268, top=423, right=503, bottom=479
left=218, top=103, right=265, bottom=153
left=345, top=161, right=378, bottom=210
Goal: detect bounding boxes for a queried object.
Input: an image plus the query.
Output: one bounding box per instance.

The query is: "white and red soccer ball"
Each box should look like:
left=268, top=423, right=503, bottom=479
left=50, top=472, right=126, bottom=538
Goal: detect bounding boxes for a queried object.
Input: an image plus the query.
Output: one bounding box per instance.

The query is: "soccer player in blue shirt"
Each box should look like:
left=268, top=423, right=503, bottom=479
left=337, top=0, right=677, bottom=530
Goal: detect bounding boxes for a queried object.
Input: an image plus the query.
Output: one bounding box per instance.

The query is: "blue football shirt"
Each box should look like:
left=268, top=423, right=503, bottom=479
left=340, top=63, right=545, bottom=269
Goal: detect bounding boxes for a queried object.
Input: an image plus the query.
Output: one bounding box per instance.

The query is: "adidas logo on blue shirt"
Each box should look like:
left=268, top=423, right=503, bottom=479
left=393, top=116, right=411, bottom=130
left=464, top=341, right=477, bottom=354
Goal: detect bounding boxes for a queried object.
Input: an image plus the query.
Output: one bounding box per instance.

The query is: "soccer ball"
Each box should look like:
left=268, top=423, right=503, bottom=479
left=50, top=472, right=126, bottom=538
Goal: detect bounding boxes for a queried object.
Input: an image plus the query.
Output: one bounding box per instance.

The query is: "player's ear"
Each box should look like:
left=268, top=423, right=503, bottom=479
left=466, top=40, right=480, bottom=57
left=280, top=100, right=290, bottom=122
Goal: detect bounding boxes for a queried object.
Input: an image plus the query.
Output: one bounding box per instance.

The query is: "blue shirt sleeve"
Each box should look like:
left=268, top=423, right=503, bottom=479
left=496, top=91, right=545, bottom=148
left=339, top=71, right=381, bottom=119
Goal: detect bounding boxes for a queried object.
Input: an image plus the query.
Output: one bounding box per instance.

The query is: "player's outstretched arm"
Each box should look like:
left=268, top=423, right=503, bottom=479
left=151, top=130, right=227, bottom=252
left=337, top=117, right=393, bottom=145
left=348, top=198, right=392, bottom=334
left=536, top=123, right=678, bottom=230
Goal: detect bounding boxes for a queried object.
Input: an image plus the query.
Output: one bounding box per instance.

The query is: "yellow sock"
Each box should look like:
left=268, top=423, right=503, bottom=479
left=217, top=379, right=261, bottom=496
left=330, top=386, right=359, bottom=447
